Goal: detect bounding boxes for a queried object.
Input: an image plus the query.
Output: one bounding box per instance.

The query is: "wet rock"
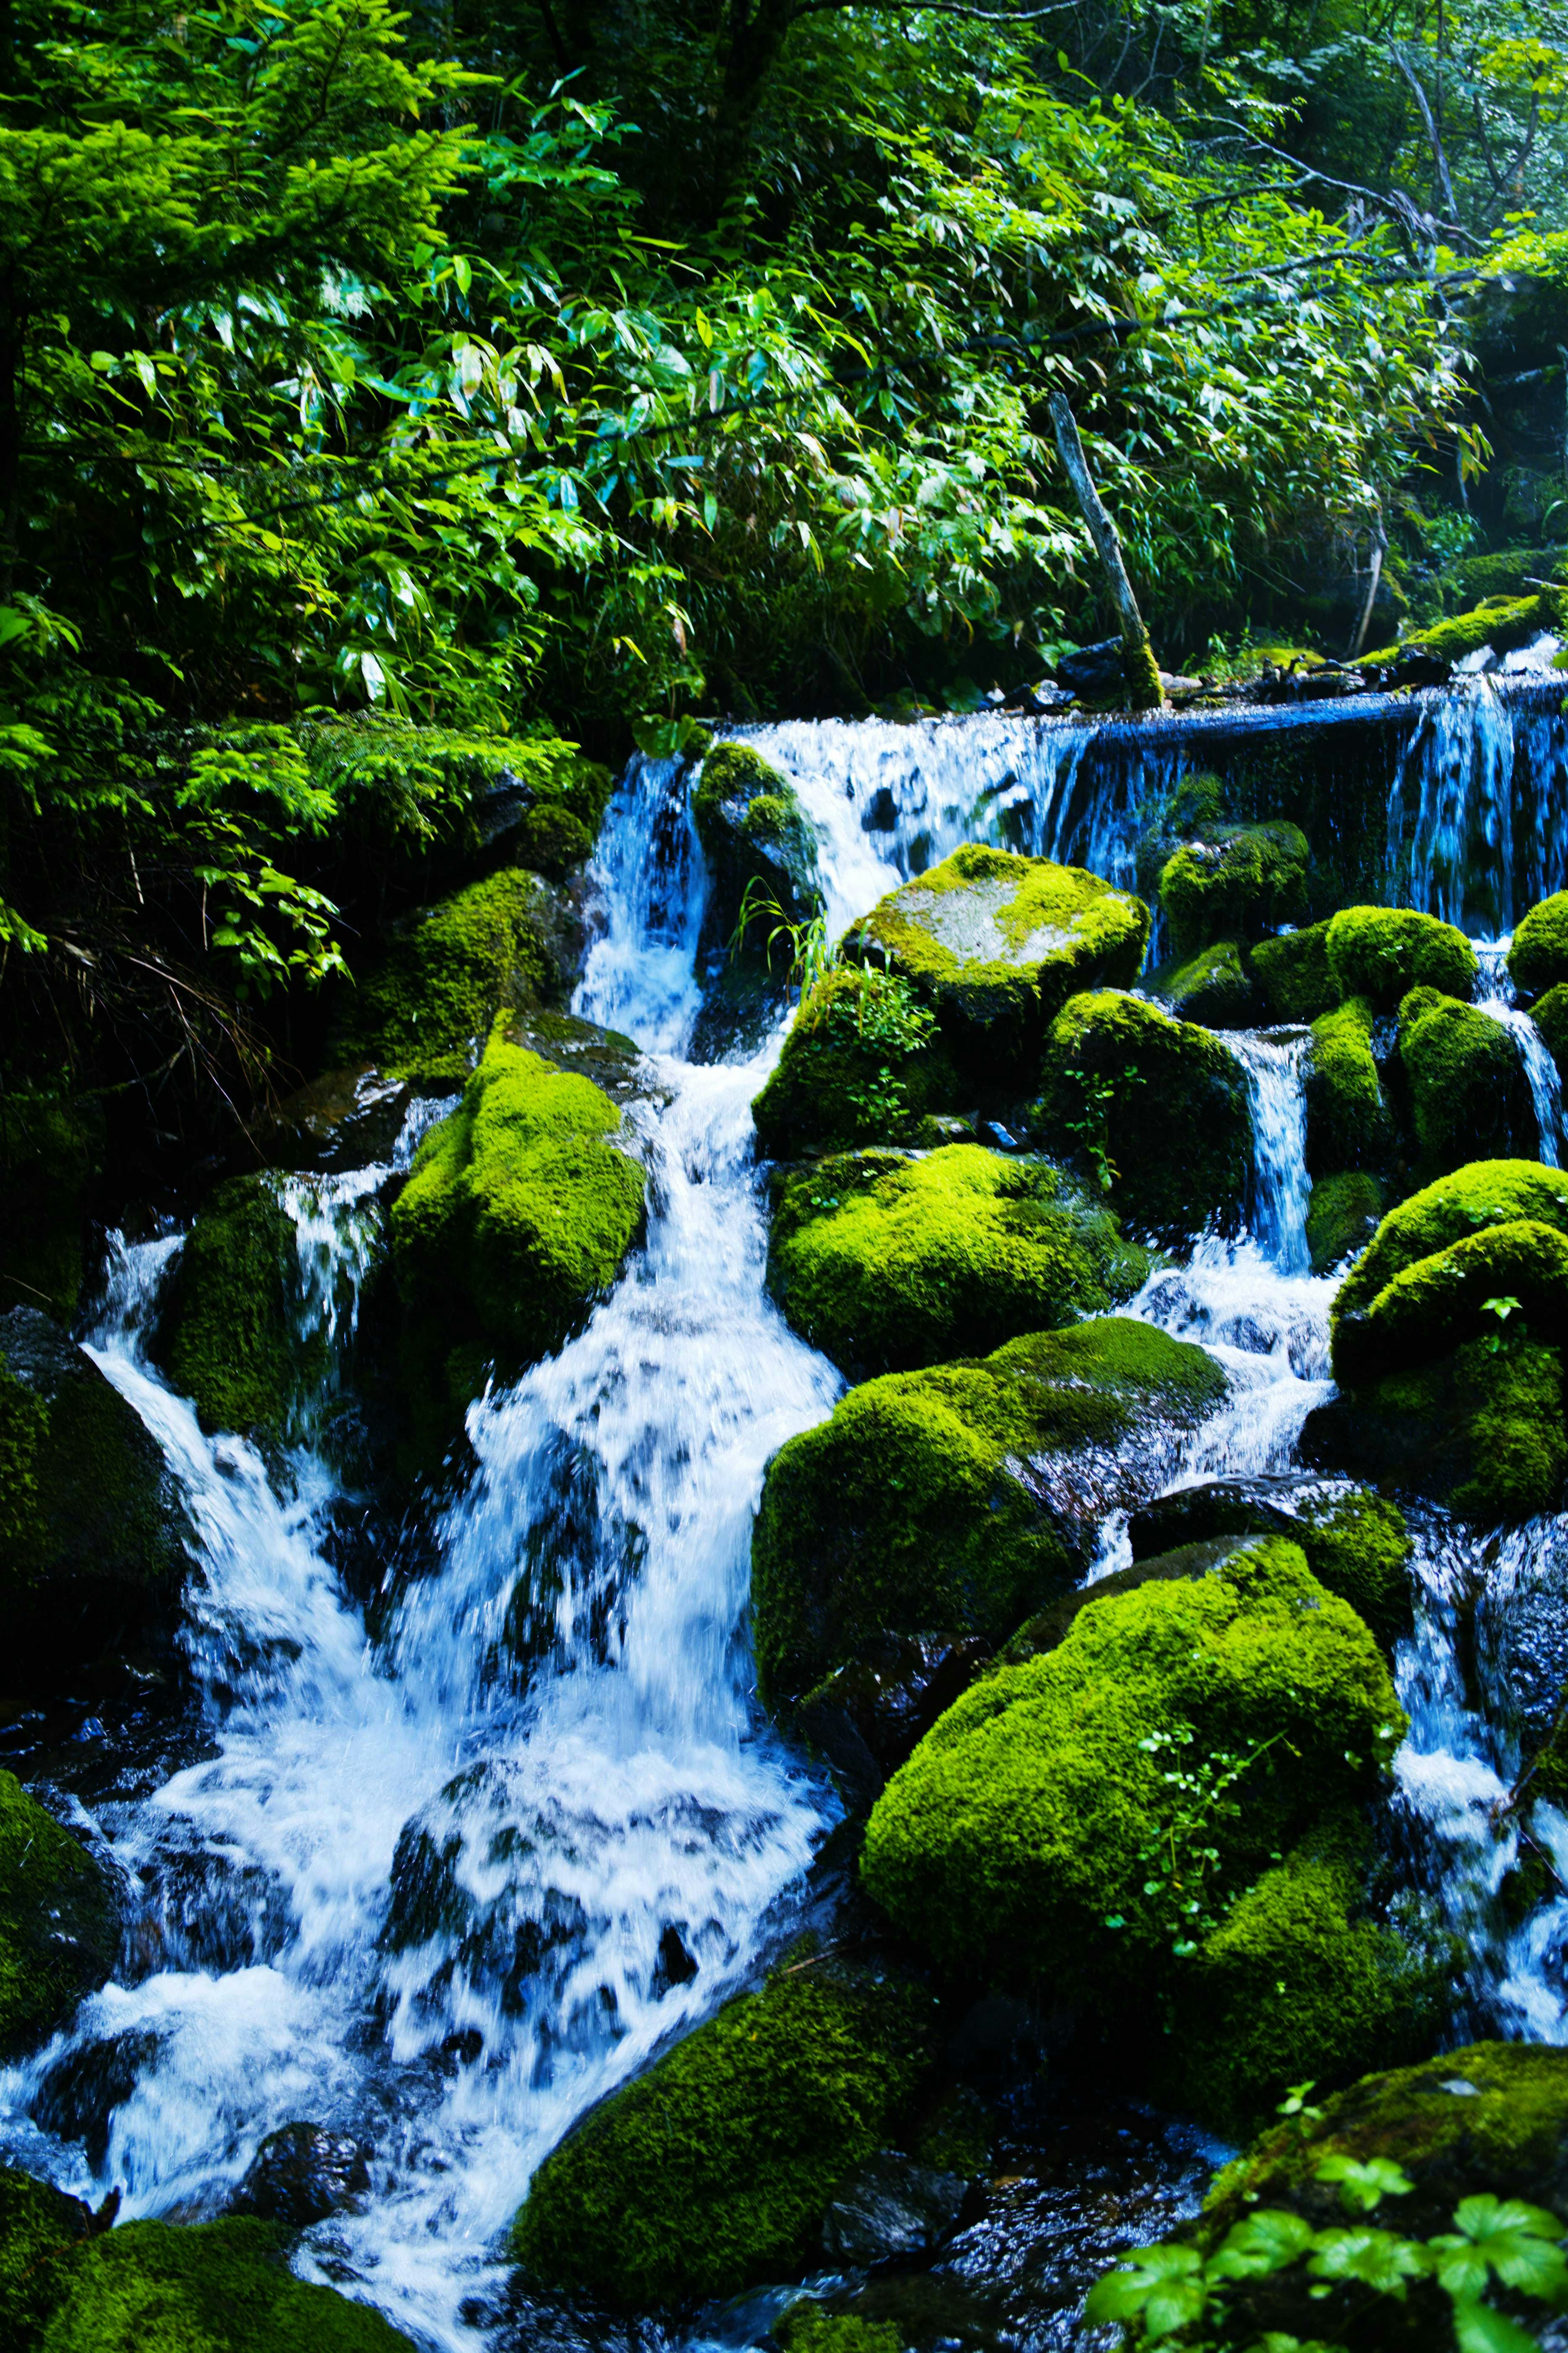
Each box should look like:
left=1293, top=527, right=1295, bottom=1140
left=245, top=1062, right=424, bottom=1175
left=693, top=740, right=822, bottom=940
left=34, top=2028, right=162, bottom=2168
left=228, top=2121, right=371, bottom=2226
left=155, top=1176, right=324, bottom=1441
left=1127, top=1475, right=1414, bottom=1649
left=0, top=1772, right=118, bottom=2063
left=1051, top=638, right=1123, bottom=696
left=795, top=1636, right=993, bottom=1806
left=751, top=966, right=963, bottom=1159
left=1147, top=938, right=1263, bottom=1028
left=0, top=2164, right=99, bottom=2348
left=1158, top=819, right=1309, bottom=959
left=820, top=2153, right=966, bottom=2263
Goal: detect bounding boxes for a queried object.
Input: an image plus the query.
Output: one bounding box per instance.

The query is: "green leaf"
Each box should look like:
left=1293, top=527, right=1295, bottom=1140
left=1451, top=2302, right=1549, bottom=2353
left=1207, top=2208, right=1316, bottom=2281
left=1085, top=2243, right=1207, bottom=2337
left=1439, top=2197, right=1568, bottom=2301
left=1307, top=2226, right=1428, bottom=2297
left=1315, top=2154, right=1416, bottom=2213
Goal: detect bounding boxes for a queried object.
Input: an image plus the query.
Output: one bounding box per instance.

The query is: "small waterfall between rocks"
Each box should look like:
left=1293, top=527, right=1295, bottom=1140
left=1475, top=939, right=1564, bottom=1168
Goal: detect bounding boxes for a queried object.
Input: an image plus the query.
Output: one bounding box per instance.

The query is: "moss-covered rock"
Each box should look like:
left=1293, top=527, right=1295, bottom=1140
left=775, top=2306, right=904, bottom=2353
left=0, top=2169, right=95, bottom=2353
left=1126, top=1476, right=1413, bottom=1652
left=0, top=1096, right=102, bottom=1325
left=861, top=1537, right=1413, bottom=2130
left=32, top=2212, right=417, bottom=2353
left=1146, top=939, right=1262, bottom=1028
left=1509, top=889, right=1568, bottom=1001
left=509, top=803, right=595, bottom=881
left=390, top=1024, right=646, bottom=1417
left=1036, top=990, right=1251, bottom=1243
left=766, top=1144, right=1148, bottom=1379
left=332, top=867, right=583, bottom=1082
left=1324, top=906, right=1477, bottom=1010
left=1398, top=987, right=1535, bottom=1180
left=1305, top=1335, right=1566, bottom=1524
left=693, top=741, right=821, bottom=934
left=1305, top=997, right=1390, bottom=1175
left=751, top=1318, right=1227, bottom=1714
left=1250, top=921, right=1339, bottom=1021
left=1334, top=1158, right=1568, bottom=1322
left=751, top=967, right=959, bottom=1159
left=1361, top=587, right=1560, bottom=671
left=159, top=1177, right=315, bottom=1440
left=509, top=1958, right=937, bottom=2308
left=1336, top=1215, right=1568, bottom=1387
left=1533, top=978, right=1568, bottom=1078
left=844, top=846, right=1148, bottom=1085
left=1307, top=1169, right=1386, bottom=1274
left=1158, top=820, right=1309, bottom=957
left=0, top=1308, right=188, bottom=1664
left=0, top=1771, right=116, bottom=2061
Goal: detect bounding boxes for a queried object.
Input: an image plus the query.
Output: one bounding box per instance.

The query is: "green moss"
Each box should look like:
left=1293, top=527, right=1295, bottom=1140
left=1325, top=906, right=1477, bottom=1010
left=693, top=742, right=820, bottom=928
left=0, top=1363, right=47, bottom=1581
left=1509, top=890, right=1568, bottom=999
left=390, top=1024, right=646, bottom=1389
left=1335, top=1215, right=1568, bottom=1385
left=1360, top=588, right=1558, bottom=669
left=751, top=1317, right=1225, bottom=1714
left=38, top=2215, right=417, bottom=2353
left=510, top=803, right=593, bottom=880
left=509, top=1960, right=936, bottom=2308
left=775, top=2306, right=904, bottom=2353
left=1158, top=820, right=1309, bottom=957
left=1532, top=979, right=1568, bottom=1075
left=1147, top=938, right=1260, bottom=1028
left=846, top=845, right=1149, bottom=1083
left=767, top=1144, right=1149, bottom=1379
left=1305, top=997, right=1389, bottom=1175
left=751, top=966, right=960, bottom=1158
left=0, top=1095, right=103, bottom=1323
left=861, top=1537, right=1406, bottom=2125
left=1036, top=989, right=1251, bottom=1243
left=162, top=1176, right=313, bottom=1440
left=1292, top=1485, right=1412, bottom=1651
left=0, top=2169, right=92, bottom=2353
left=1398, top=989, right=1534, bottom=1181
left=1250, top=922, right=1339, bottom=1021
left=0, top=1771, right=115, bottom=2061
left=1307, top=1335, right=1566, bottom=1524
left=1307, top=1170, right=1385, bottom=1274
left=332, top=868, right=577, bottom=1078
left=1333, top=1158, right=1568, bottom=1322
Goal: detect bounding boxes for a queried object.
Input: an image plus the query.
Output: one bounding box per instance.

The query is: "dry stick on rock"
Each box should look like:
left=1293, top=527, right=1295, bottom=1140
left=1047, top=392, right=1165, bottom=710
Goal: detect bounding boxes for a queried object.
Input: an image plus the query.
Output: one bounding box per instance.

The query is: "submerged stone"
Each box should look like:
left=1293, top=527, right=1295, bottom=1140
left=227, top=2122, right=371, bottom=2228
left=0, top=1769, right=117, bottom=2061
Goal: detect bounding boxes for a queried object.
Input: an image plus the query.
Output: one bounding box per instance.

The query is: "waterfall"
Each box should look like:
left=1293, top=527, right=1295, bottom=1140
left=1225, top=1030, right=1312, bottom=1276
left=1474, top=939, right=1564, bottom=1168
left=1388, top=679, right=1517, bottom=933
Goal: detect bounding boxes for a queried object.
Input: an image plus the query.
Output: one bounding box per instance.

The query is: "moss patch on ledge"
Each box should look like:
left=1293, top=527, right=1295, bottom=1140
left=160, top=1176, right=314, bottom=1440
left=1360, top=586, right=1561, bottom=669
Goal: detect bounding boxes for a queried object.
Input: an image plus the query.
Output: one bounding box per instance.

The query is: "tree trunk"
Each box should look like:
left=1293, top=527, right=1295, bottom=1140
left=1048, top=392, right=1165, bottom=710
left=1348, top=512, right=1388, bottom=659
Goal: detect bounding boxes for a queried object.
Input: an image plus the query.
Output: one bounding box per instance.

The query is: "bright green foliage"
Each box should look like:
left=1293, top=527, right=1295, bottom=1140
left=1334, top=1159, right=1568, bottom=1322
left=751, top=966, right=957, bottom=1158
left=161, top=1177, right=314, bottom=1439
left=0, top=2170, right=92, bottom=2353
left=751, top=1316, right=1225, bottom=1712
left=1292, top=1486, right=1414, bottom=1653
left=1335, top=1216, right=1568, bottom=1385
left=1362, top=590, right=1559, bottom=668
left=509, top=1960, right=936, bottom=2308
left=1037, top=990, right=1251, bottom=1242
left=1251, top=923, right=1340, bottom=1022
left=0, top=1097, right=101, bottom=1323
left=1509, top=892, right=1568, bottom=1001
left=1305, top=997, right=1390, bottom=1175
left=390, top=1026, right=645, bottom=1382
left=1532, top=981, right=1568, bottom=1077
left=766, top=1143, right=1148, bottom=1378
left=332, top=869, right=578, bottom=1080
left=1158, top=821, right=1310, bottom=957
left=1149, top=939, right=1260, bottom=1029
left=0, top=1771, right=115, bottom=2061
left=846, top=846, right=1149, bottom=1082
left=862, top=1538, right=1407, bottom=2125
left=1398, top=990, right=1535, bottom=1181
left=38, top=2215, right=417, bottom=2353
left=1310, top=1334, right=1567, bottom=1525
left=1307, top=1170, right=1386, bottom=1275
left=775, top=2306, right=904, bottom=2353
left=693, top=742, right=820, bottom=930
left=1325, top=908, right=1478, bottom=1010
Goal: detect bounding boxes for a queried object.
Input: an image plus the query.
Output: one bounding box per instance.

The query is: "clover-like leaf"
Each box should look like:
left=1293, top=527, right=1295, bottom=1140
left=1439, top=2196, right=1568, bottom=2302
left=1207, top=2208, right=1317, bottom=2281
left=1307, top=2226, right=1428, bottom=2297
left=1314, top=2152, right=1414, bottom=2213
left=1085, top=2242, right=1208, bottom=2338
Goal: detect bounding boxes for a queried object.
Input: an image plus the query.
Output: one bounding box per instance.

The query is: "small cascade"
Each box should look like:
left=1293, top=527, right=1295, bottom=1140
left=1388, top=678, right=1517, bottom=934
left=1474, top=939, right=1564, bottom=1167
left=1226, top=1029, right=1312, bottom=1275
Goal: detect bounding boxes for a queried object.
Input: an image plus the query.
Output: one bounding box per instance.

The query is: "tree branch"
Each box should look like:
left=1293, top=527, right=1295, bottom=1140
left=1388, top=40, right=1459, bottom=223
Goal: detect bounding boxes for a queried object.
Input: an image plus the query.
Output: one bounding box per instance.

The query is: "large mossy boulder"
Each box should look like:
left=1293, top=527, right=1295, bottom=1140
left=158, top=1176, right=317, bottom=1441
left=843, top=845, right=1148, bottom=1085
left=1510, top=889, right=1568, bottom=1001
left=0, top=1096, right=102, bottom=1325
left=751, top=967, right=959, bottom=1159
left=1158, top=819, right=1309, bottom=957
left=0, top=1771, right=116, bottom=2061
left=1036, top=990, right=1251, bottom=1243
left=1250, top=921, right=1339, bottom=1021
left=860, top=1536, right=1428, bottom=2135
left=1304, top=997, right=1390, bottom=1175
left=0, top=1309, right=187, bottom=1667
left=331, top=867, right=583, bottom=1083
left=389, top=1024, right=645, bottom=1424
left=751, top=1317, right=1227, bottom=1715
left=1398, top=985, right=1534, bottom=1180
left=1127, top=1474, right=1413, bottom=1652
left=693, top=741, right=821, bottom=934
left=1361, top=586, right=1561, bottom=672
left=1324, top=906, right=1477, bottom=1010
left=509, top=1958, right=937, bottom=2308
left=766, top=1144, right=1148, bottom=1379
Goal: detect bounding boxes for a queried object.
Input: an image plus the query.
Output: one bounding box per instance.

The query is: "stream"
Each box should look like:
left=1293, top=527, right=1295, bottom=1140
left=7, top=679, right=1568, bottom=2348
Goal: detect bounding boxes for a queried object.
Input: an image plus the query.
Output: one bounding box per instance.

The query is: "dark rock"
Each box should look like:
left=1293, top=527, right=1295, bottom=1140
left=795, top=1636, right=993, bottom=1806
left=820, top=2152, right=967, bottom=2264
left=229, top=2121, right=371, bottom=2226
left=1052, top=639, right=1124, bottom=696
left=246, top=1063, right=424, bottom=1175
left=0, top=1771, right=120, bottom=2061
left=34, top=2029, right=163, bottom=2170
left=653, top=1923, right=698, bottom=1993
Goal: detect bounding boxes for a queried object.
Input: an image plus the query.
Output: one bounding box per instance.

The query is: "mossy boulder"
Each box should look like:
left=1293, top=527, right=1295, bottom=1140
left=0, top=1771, right=116, bottom=2061
left=509, top=1958, right=937, bottom=2308
left=331, top=867, right=583, bottom=1082
left=16, top=2209, right=417, bottom=2353
left=158, top=1176, right=318, bottom=1441
left=751, top=967, right=960, bottom=1159
left=1036, top=990, right=1251, bottom=1243
left=1146, top=938, right=1262, bottom=1029
left=1307, top=1336, right=1566, bottom=1524
left=390, top=1024, right=646, bottom=1418
left=0, top=2169, right=95, bottom=2353
left=1127, top=1474, right=1413, bottom=1651
left=751, top=1318, right=1227, bottom=1714
left=775, top=2308, right=904, bottom=2353
left=1324, top=906, right=1477, bottom=1010
left=844, top=845, right=1148, bottom=1085
left=1510, top=889, right=1568, bottom=1001
left=693, top=741, right=821, bottom=933
left=1331, top=1160, right=1568, bottom=1372
left=1361, top=587, right=1560, bottom=671
left=509, top=802, right=594, bottom=881
left=861, top=1536, right=1417, bottom=2133
left=1398, top=986, right=1535, bottom=1181
left=0, top=1096, right=102, bottom=1324
left=1533, top=979, right=1568, bottom=1078
left=1158, top=819, right=1310, bottom=957
left=1334, top=1159, right=1568, bottom=1320
left=1305, top=996, right=1391, bottom=1176
left=0, top=1308, right=188, bottom=1666
left=1250, top=921, right=1339, bottom=1022
left=1306, top=1169, right=1385, bottom=1274
left=766, top=1144, right=1148, bottom=1379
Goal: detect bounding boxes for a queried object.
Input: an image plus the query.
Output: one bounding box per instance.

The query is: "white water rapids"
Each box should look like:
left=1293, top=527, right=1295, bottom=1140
left=8, top=706, right=1568, bottom=2345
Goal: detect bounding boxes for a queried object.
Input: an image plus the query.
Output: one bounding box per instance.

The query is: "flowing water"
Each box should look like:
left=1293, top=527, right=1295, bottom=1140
left=1475, top=939, right=1564, bottom=1168
left=12, top=695, right=1568, bottom=2344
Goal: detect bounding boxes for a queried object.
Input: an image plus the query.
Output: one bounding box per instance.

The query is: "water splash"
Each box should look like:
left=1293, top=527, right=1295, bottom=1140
left=1226, top=1029, right=1312, bottom=1274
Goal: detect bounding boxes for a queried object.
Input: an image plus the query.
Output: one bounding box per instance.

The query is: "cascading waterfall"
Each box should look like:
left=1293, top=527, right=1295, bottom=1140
left=1388, top=676, right=1517, bottom=932
left=1474, top=939, right=1564, bottom=1168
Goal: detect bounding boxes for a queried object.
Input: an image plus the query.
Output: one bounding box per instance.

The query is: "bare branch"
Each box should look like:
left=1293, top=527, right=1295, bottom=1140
left=1388, top=40, right=1460, bottom=222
